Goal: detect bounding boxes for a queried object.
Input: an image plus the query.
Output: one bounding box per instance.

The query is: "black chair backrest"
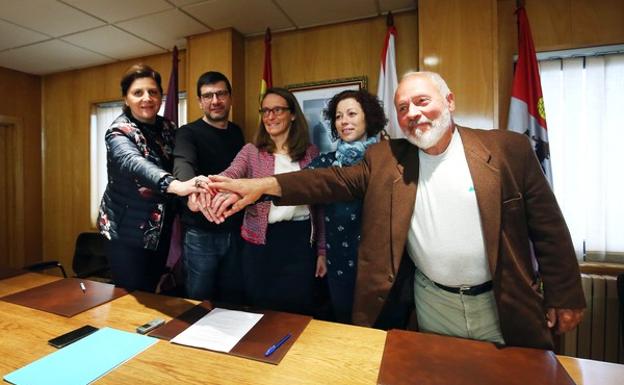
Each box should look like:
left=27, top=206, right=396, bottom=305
left=24, top=261, right=67, bottom=278
left=618, top=273, right=624, bottom=348
left=72, top=232, right=110, bottom=279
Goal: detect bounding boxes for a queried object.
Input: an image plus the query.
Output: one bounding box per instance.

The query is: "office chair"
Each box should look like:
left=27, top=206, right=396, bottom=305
left=71, top=232, right=111, bottom=282
left=24, top=261, right=68, bottom=278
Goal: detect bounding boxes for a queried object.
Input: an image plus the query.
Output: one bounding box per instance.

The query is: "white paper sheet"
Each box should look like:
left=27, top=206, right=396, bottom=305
left=170, top=308, right=263, bottom=352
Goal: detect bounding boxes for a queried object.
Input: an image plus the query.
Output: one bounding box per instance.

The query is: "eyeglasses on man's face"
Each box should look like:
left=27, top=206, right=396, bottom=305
left=259, top=106, right=290, bottom=116
left=200, top=90, right=230, bottom=101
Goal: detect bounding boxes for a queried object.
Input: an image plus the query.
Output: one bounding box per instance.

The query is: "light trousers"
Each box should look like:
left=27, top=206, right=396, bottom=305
left=413, top=268, right=505, bottom=344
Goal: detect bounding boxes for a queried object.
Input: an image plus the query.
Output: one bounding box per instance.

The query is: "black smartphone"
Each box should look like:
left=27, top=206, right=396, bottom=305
left=48, top=325, right=98, bottom=348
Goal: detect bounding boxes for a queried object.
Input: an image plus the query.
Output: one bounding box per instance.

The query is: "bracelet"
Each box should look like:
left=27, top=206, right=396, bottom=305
left=158, top=174, right=176, bottom=194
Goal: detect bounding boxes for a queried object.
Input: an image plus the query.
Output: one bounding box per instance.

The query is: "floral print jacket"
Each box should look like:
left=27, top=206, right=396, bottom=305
left=97, top=112, right=176, bottom=250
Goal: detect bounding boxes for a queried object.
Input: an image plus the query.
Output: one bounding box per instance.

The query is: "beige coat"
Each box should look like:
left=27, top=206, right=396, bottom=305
left=276, top=126, right=585, bottom=349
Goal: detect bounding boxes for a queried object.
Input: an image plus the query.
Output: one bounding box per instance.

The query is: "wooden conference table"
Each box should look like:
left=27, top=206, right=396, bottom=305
left=1, top=272, right=622, bottom=385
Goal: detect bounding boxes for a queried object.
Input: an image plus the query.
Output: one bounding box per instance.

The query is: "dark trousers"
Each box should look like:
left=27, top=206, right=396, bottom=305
left=107, top=239, right=168, bottom=292
left=183, top=226, right=244, bottom=304
left=242, top=220, right=316, bottom=315
left=327, top=272, right=356, bottom=323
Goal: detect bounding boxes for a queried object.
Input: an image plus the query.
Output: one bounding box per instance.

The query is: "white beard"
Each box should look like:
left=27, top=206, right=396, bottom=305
left=404, top=108, right=452, bottom=150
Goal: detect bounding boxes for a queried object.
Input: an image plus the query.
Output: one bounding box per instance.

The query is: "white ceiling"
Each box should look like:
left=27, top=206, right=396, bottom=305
left=0, top=0, right=416, bottom=75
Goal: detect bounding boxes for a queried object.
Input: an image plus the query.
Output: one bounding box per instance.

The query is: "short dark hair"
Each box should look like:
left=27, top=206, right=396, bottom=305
left=120, top=64, right=163, bottom=115
left=196, top=71, right=232, bottom=97
left=323, top=89, right=387, bottom=140
left=255, top=87, right=311, bottom=161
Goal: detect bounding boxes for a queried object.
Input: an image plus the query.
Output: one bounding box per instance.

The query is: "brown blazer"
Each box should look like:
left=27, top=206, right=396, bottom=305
left=276, top=126, right=585, bottom=350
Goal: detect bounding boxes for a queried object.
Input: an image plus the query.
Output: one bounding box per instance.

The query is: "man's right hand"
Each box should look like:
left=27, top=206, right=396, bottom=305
left=208, top=175, right=281, bottom=218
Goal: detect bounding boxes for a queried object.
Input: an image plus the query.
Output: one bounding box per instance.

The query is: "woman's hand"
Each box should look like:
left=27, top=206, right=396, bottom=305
left=210, top=190, right=242, bottom=221
left=187, top=192, right=202, bottom=212
left=167, top=177, right=203, bottom=197
left=315, top=255, right=327, bottom=278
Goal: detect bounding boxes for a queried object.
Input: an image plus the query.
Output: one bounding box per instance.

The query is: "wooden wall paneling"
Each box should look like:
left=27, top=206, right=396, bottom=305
left=82, top=51, right=188, bottom=105
left=0, top=116, right=24, bottom=268
left=0, top=122, right=7, bottom=265
left=570, top=0, right=624, bottom=48
left=524, top=0, right=571, bottom=51
left=187, top=29, right=235, bottom=123
left=394, top=11, right=420, bottom=76
left=419, top=0, right=498, bottom=129
left=242, top=11, right=419, bottom=140
left=231, top=30, right=246, bottom=127
left=497, top=0, right=516, bottom=130
left=0, top=68, right=41, bottom=267
left=244, top=34, right=264, bottom=139
left=523, top=0, right=624, bottom=52
left=42, top=73, right=77, bottom=271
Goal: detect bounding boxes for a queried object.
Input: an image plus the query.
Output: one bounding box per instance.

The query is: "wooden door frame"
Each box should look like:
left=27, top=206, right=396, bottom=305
left=0, top=115, right=25, bottom=268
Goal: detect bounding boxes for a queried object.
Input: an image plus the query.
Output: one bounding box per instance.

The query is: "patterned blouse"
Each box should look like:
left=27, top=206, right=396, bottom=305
left=307, top=152, right=362, bottom=279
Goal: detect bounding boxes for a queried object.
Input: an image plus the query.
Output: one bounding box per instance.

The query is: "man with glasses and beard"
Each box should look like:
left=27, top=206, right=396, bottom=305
left=204, top=71, right=585, bottom=350
left=173, top=71, right=245, bottom=303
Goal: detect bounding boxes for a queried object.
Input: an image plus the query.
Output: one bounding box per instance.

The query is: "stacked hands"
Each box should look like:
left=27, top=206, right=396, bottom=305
left=187, top=175, right=257, bottom=223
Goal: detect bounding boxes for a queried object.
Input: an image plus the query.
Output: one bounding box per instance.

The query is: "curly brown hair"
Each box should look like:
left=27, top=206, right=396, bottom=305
left=255, top=87, right=311, bottom=161
left=323, top=89, right=387, bottom=141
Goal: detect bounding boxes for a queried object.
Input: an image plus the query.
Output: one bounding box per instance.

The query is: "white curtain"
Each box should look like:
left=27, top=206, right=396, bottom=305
left=90, top=103, right=122, bottom=225
left=540, top=54, right=624, bottom=262
left=90, top=97, right=187, bottom=225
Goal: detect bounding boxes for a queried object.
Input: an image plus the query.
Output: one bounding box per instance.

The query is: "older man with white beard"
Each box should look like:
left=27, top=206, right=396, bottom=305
left=205, top=71, right=585, bottom=350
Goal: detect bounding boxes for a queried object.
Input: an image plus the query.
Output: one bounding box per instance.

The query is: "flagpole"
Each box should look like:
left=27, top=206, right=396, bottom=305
left=260, top=28, right=272, bottom=100
left=161, top=45, right=181, bottom=293
left=259, top=28, right=273, bottom=123
left=377, top=12, right=401, bottom=138
left=507, top=3, right=553, bottom=184
left=163, top=46, right=179, bottom=126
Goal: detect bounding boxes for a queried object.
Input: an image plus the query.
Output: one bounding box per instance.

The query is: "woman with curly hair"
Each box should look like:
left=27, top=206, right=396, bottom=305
left=307, top=89, right=388, bottom=323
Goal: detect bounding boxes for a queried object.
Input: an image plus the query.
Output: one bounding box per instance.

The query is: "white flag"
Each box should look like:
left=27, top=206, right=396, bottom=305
left=377, top=19, right=401, bottom=138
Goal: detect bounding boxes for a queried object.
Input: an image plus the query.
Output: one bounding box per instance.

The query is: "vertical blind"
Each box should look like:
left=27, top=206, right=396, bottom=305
left=540, top=53, right=624, bottom=261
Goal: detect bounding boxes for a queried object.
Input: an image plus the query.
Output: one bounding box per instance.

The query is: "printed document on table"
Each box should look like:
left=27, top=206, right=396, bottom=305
left=170, top=308, right=263, bottom=352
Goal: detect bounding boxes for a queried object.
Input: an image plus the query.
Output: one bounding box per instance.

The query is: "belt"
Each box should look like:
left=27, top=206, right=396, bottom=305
left=433, top=280, right=493, bottom=296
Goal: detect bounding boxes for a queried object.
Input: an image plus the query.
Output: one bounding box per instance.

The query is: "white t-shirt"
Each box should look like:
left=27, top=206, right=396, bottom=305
left=268, top=153, right=310, bottom=224
left=406, top=129, right=491, bottom=286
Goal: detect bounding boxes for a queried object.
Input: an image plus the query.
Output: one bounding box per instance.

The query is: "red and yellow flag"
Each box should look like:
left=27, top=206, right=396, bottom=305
left=507, top=5, right=552, bottom=183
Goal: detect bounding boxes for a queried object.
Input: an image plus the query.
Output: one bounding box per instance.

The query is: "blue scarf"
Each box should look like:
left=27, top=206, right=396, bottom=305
left=333, top=136, right=378, bottom=167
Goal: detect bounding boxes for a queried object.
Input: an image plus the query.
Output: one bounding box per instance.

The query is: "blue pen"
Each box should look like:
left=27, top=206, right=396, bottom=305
left=264, top=333, right=292, bottom=357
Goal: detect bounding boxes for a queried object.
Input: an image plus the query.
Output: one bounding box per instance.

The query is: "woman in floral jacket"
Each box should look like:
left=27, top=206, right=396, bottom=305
left=98, top=64, right=199, bottom=292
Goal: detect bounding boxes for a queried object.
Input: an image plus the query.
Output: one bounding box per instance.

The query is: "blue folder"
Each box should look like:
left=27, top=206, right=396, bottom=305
left=4, top=327, right=157, bottom=385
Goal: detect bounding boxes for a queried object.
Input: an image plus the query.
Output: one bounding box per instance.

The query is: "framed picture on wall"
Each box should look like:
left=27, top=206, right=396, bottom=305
left=287, top=76, right=367, bottom=154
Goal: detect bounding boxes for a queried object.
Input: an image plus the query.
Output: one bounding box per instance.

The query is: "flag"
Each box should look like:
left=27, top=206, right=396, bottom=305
left=507, top=5, right=552, bottom=183
left=377, top=12, right=401, bottom=138
left=163, top=46, right=179, bottom=126
left=159, top=46, right=182, bottom=294
left=260, top=28, right=273, bottom=101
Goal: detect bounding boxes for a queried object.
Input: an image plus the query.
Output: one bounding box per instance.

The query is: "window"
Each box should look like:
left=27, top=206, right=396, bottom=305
left=539, top=51, right=624, bottom=263
left=90, top=94, right=187, bottom=225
